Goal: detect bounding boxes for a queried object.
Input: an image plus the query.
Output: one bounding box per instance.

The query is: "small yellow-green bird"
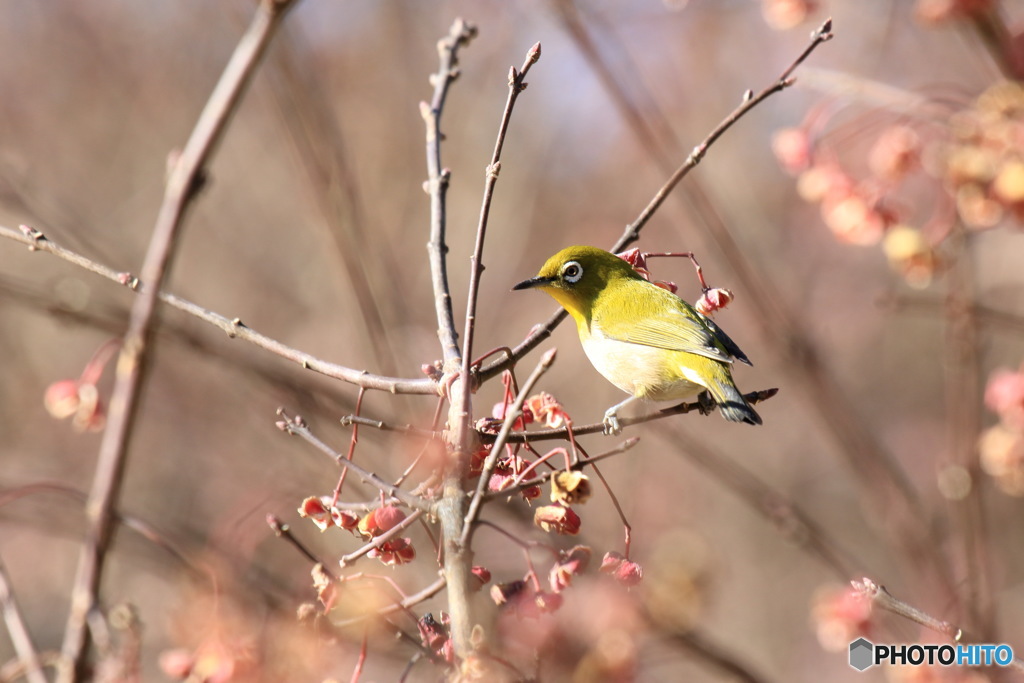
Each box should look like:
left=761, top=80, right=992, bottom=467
left=513, top=245, right=761, bottom=433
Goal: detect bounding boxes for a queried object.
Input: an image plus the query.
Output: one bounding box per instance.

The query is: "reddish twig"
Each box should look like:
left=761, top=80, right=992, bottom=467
left=333, top=387, right=367, bottom=504
left=57, top=4, right=301, bottom=678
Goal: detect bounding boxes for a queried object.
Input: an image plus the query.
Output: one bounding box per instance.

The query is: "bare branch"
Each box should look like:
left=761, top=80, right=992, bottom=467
left=58, top=2, right=301, bottom=678
left=456, top=40, right=542, bottom=440
left=0, top=224, right=436, bottom=395
left=424, top=18, right=478, bottom=365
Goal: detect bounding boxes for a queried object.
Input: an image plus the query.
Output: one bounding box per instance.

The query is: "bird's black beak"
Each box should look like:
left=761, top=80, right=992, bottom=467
left=512, top=276, right=553, bottom=291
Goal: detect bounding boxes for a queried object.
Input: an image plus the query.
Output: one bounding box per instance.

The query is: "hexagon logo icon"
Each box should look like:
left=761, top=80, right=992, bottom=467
left=849, top=637, right=874, bottom=671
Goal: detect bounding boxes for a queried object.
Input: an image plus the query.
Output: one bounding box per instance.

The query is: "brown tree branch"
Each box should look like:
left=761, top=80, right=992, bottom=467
left=424, top=18, right=478, bottom=366
left=57, top=3, right=301, bottom=679
left=0, top=224, right=436, bottom=395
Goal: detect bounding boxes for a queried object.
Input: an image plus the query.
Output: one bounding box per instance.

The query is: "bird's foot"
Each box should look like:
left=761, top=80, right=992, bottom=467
left=697, top=390, right=716, bottom=416
left=602, top=408, right=623, bottom=436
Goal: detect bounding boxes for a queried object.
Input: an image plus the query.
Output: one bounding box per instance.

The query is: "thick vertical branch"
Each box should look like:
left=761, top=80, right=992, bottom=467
left=56, top=1, right=300, bottom=680
left=439, top=41, right=542, bottom=659
left=943, top=226, right=993, bottom=639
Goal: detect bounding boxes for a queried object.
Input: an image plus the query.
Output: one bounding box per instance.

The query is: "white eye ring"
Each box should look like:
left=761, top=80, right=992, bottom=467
left=561, top=261, right=583, bottom=283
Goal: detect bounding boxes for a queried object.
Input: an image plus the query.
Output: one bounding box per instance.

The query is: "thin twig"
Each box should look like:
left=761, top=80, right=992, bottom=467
left=340, top=510, right=424, bottom=568
left=853, top=577, right=1024, bottom=674
left=424, top=18, right=477, bottom=366
left=57, top=4, right=300, bottom=678
left=0, top=556, right=48, bottom=683
left=331, top=577, right=447, bottom=630
left=267, top=515, right=336, bottom=580
left=486, top=387, right=779, bottom=442
left=277, top=409, right=430, bottom=512
left=457, top=40, right=542, bottom=432
left=460, top=348, right=556, bottom=546
left=0, top=224, right=436, bottom=395
left=340, top=415, right=439, bottom=439
left=476, top=20, right=834, bottom=384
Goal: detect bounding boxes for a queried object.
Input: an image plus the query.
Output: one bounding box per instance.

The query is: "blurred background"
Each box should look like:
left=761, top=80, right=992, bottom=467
left=2, top=0, right=1024, bottom=680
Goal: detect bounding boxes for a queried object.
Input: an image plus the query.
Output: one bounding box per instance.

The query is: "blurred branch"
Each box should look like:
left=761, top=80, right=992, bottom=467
left=0, top=482, right=199, bottom=579
left=650, top=618, right=774, bottom=683
left=0, top=224, right=436, bottom=395
left=331, top=577, right=447, bottom=630
left=853, top=577, right=1024, bottom=674
left=267, top=23, right=404, bottom=378
left=659, top=424, right=856, bottom=581
left=276, top=408, right=430, bottom=512
left=879, top=291, right=1024, bottom=335
left=267, top=515, right=335, bottom=579
left=424, top=18, right=477, bottom=366
left=942, top=227, right=994, bottom=640
left=0, top=556, right=48, bottom=683
left=58, top=2, right=301, bottom=678
left=0, top=275, right=363, bottom=421
left=476, top=19, right=834, bottom=384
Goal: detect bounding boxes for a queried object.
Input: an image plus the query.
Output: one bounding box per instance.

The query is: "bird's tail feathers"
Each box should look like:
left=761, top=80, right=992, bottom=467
left=707, top=378, right=762, bottom=426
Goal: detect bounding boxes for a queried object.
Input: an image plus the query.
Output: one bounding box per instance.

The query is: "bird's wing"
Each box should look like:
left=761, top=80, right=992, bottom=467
left=594, top=282, right=742, bottom=364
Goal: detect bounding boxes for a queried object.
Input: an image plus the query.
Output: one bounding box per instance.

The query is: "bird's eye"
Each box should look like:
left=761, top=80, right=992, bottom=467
left=561, top=261, right=583, bottom=283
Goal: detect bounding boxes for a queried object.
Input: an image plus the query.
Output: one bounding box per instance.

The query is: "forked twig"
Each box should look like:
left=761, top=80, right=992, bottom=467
left=276, top=409, right=430, bottom=513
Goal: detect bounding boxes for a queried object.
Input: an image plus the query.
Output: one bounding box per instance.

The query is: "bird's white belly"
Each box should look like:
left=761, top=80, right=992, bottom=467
left=581, top=330, right=704, bottom=401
